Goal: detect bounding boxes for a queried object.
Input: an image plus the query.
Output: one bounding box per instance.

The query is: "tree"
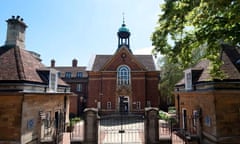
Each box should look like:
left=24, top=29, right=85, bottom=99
left=158, top=45, right=204, bottom=109
left=152, top=0, right=240, bottom=79
left=158, top=56, right=183, bottom=109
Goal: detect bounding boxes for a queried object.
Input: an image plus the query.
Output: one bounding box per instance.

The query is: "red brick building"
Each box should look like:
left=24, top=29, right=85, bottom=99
left=51, top=59, right=88, bottom=117
left=87, top=21, right=160, bottom=114
left=174, top=44, right=240, bottom=143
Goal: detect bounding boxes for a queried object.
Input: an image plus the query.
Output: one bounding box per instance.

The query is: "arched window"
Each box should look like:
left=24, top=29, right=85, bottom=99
left=117, top=65, right=130, bottom=85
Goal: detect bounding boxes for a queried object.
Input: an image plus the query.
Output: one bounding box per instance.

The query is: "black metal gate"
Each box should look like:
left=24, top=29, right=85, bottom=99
left=99, top=114, right=145, bottom=144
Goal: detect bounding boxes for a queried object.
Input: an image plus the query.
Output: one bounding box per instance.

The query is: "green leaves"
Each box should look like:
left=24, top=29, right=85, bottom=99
left=152, top=0, right=240, bottom=78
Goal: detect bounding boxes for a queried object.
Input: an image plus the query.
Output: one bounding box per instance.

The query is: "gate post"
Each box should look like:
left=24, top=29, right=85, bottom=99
left=145, top=107, right=160, bottom=144
left=84, top=108, right=99, bottom=144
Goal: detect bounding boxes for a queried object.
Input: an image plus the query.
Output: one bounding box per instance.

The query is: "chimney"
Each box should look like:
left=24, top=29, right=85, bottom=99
left=51, top=59, right=55, bottom=67
left=5, top=15, right=27, bottom=49
left=72, top=59, right=77, bottom=67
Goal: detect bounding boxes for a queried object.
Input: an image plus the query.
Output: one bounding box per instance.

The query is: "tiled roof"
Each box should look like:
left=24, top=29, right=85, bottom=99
left=176, top=44, right=240, bottom=85
left=90, top=54, right=156, bottom=71
left=0, top=46, right=67, bottom=86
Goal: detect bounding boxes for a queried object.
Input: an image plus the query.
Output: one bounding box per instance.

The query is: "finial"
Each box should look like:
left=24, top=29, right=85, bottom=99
left=123, top=13, right=125, bottom=24
left=122, top=12, right=126, bottom=26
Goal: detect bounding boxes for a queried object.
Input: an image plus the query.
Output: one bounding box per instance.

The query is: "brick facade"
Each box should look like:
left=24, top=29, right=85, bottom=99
left=86, top=21, right=160, bottom=114
left=51, top=60, right=88, bottom=116
left=174, top=45, right=240, bottom=143
left=88, top=46, right=160, bottom=114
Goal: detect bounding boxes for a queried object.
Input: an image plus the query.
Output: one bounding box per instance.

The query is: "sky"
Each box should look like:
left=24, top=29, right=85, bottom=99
left=0, top=0, right=163, bottom=66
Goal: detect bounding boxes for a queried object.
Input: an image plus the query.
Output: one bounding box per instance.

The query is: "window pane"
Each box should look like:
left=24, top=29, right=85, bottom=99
left=117, top=66, right=130, bottom=85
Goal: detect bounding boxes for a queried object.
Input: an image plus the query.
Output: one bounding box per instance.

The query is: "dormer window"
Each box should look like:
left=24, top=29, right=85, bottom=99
left=49, top=69, right=58, bottom=92
left=184, top=69, right=192, bottom=90
left=76, top=72, right=83, bottom=78
left=117, top=65, right=130, bottom=85
left=65, top=72, right=71, bottom=78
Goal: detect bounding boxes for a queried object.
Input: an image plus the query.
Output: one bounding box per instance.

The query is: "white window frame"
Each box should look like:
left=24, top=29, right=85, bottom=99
left=117, top=65, right=131, bottom=85
left=65, top=72, right=71, bottom=78
left=107, top=101, right=111, bottom=109
left=49, top=69, right=58, bottom=92
left=136, top=101, right=141, bottom=110
left=184, top=69, right=192, bottom=90
left=76, top=72, right=83, bottom=78
left=76, top=83, right=82, bottom=92
left=193, top=110, right=198, bottom=127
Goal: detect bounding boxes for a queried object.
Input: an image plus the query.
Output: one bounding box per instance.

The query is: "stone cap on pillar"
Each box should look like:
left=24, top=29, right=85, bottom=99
left=145, top=107, right=159, bottom=112
left=84, top=108, right=98, bottom=113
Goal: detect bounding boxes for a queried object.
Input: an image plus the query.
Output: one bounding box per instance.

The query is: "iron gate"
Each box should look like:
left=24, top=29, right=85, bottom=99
left=99, top=114, right=145, bottom=144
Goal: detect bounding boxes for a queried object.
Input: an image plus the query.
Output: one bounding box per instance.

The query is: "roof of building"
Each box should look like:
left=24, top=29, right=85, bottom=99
left=0, top=46, right=67, bottom=86
left=176, top=44, right=240, bottom=86
left=90, top=54, right=156, bottom=71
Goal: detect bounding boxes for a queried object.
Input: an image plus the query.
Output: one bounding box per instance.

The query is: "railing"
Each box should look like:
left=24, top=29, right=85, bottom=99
left=69, top=120, right=84, bottom=142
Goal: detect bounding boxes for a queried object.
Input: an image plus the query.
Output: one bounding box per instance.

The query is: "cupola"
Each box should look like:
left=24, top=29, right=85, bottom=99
left=117, top=16, right=131, bottom=51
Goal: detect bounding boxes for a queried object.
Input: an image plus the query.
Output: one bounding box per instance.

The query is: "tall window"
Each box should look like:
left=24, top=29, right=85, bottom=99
left=107, top=102, right=111, bottom=109
left=76, top=72, right=83, bottom=78
left=117, top=65, right=130, bottom=85
left=136, top=101, right=141, bottom=110
left=76, top=83, right=82, bottom=92
left=49, top=69, right=58, bottom=92
left=65, top=72, right=71, bottom=78
left=185, top=69, right=192, bottom=90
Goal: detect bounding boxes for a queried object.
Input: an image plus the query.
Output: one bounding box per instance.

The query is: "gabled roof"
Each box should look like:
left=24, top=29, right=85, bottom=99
left=89, top=51, right=156, bottom=72
left=176, top=44, right=240, bottom=86
left=0, top=46, right=67, bottom=86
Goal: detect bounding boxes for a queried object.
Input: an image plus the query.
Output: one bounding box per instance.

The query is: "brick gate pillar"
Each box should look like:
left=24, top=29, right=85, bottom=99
left=84, top=108, right=99, bottom=144
left=145, top=107, right=160, bottom=144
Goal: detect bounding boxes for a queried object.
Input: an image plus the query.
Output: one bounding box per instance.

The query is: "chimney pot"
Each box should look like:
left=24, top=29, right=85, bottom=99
left=5, top=15, right=27, bottom=49
left=72, top=59, right=78, bottom=67
left=51, top=59, right=55, bottom=67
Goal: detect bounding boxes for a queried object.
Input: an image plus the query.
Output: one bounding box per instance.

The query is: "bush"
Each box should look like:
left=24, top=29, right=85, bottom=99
left=168, top=106, right=176, bottom=114
left=70, top=117, right=81, bottom=126
left=159, top=110, right=169, bottom=121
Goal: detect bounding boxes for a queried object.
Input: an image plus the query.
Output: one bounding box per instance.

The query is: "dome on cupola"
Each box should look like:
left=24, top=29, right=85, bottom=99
left=116, top=15, right=132, bottom=52
left=117, top=20, right=130, bottom=38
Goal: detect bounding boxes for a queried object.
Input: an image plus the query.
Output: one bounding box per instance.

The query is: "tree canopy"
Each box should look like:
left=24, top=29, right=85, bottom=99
left=152, top=0, right=240, bottom=79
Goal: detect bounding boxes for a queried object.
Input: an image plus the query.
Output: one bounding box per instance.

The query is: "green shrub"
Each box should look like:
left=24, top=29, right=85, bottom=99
left=159, top=110, right=169, bottom=121
left=70, top=117, right=81, bottom=126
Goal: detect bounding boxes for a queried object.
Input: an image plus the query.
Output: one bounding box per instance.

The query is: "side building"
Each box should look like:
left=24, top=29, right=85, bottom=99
left=174, top=44, right=240, bottom=143
left=0, top=16, right=71, bottom=144
left=51, top=59, right=88, bottom=117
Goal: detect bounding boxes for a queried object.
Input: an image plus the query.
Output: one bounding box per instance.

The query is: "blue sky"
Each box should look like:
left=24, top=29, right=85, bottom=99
left=0, top=0, right=163, bottom=66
